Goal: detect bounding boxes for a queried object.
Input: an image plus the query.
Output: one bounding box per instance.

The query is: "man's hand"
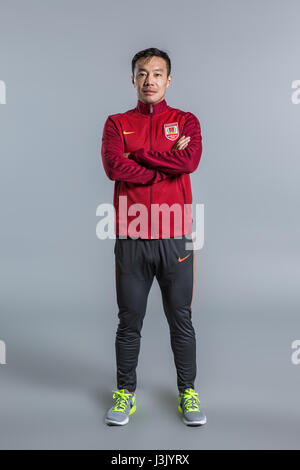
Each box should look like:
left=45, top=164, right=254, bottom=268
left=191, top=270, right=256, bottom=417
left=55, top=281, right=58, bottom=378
left=172, top=135, right=191, bottom=150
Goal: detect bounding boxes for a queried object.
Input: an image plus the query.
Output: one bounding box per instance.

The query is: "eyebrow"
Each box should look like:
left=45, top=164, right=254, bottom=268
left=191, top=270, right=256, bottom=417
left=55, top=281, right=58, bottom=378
left=137, top=68, right=164, bottom=72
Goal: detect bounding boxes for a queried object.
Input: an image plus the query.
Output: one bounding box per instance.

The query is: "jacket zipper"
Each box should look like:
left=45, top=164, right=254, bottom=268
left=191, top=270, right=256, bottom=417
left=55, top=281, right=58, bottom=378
left=149, top=104, right=153, bottom=238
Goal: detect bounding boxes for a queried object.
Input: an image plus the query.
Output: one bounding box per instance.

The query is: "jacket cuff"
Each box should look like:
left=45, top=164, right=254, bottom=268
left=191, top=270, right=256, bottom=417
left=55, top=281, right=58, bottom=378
left=130, top=148, right=146, bottom=163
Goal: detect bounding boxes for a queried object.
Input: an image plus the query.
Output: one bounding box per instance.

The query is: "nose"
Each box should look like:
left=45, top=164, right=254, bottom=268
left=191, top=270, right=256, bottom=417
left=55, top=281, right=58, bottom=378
left=144, top=75, right=155, bottom=86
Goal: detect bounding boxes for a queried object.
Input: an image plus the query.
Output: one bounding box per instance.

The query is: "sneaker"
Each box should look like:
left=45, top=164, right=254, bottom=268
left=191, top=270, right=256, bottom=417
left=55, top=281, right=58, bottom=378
left=105, top=388, right=136, bottom=426
left=178, top=388, right=207, bottom=426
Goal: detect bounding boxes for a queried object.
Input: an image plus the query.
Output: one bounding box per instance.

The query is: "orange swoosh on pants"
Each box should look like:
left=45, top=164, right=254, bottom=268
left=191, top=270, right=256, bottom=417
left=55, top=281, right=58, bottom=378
left=178, top=254, right=191, bottom=262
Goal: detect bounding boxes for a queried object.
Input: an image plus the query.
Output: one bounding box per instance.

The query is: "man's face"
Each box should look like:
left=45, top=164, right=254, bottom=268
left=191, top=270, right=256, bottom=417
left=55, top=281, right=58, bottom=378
left=132, top=56, right=171, bottom=105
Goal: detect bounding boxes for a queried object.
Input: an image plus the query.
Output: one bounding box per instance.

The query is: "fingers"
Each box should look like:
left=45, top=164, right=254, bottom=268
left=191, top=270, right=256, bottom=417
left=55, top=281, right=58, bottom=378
left=178, top=135, right=190, bottom=143
left=174, top=135, right=191, bottom=150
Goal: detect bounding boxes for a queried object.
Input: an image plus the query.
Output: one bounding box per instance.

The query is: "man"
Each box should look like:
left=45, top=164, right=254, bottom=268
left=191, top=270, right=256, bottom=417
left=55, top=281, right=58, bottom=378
left=101, top=47, right=206, bottom=426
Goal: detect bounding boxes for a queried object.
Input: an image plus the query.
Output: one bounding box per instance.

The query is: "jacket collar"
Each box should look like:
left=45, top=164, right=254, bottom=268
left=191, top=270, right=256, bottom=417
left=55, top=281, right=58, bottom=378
left=136, top=98, right=168, bottom=115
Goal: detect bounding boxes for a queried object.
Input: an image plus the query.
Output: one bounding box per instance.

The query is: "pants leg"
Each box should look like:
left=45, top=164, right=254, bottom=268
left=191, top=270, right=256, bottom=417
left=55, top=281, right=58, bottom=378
left=114, top=237, right=155, bottom=393
left=155, top=235, right=197, bottom=394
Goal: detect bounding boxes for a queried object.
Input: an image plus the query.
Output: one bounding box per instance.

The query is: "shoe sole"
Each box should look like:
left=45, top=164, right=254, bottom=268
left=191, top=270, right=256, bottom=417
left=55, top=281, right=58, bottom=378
left=105, top=404, right=136, bottom=426
left=178, top=405, right=207, bottom=426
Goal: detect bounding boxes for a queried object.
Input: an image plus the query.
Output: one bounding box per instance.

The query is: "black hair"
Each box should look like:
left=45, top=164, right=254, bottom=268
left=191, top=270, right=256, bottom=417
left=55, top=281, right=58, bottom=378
left=131, top=47, right=171, bottom=77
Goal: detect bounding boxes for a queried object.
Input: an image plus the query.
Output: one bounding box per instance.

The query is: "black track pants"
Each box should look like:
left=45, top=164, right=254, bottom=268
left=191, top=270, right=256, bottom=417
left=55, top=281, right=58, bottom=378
left=114, top=234, right=196, bottom=394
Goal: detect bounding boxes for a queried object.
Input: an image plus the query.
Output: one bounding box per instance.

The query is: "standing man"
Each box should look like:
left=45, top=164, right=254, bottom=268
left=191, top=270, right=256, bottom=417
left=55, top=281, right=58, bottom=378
left=101, top=47, right=206, bottom=426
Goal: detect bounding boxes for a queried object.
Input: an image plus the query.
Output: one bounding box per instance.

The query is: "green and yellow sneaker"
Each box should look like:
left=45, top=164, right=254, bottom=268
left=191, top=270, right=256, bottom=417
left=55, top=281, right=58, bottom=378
left=178, top=388, right=207, bottom=426
left=105, top=389, right=136, bottom=426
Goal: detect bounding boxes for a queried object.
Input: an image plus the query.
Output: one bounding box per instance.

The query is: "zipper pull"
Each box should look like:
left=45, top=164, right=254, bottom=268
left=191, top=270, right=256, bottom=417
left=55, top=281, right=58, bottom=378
left=149, top=104, right=152, bottom=114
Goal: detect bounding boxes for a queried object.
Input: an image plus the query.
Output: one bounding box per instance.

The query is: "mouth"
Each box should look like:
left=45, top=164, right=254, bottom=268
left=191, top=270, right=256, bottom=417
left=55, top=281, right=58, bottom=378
left=143, top=90, right=157, bottom=95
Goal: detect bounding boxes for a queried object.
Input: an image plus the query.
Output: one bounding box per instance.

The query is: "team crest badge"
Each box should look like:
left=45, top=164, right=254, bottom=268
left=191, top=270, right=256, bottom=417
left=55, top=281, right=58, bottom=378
left=164, top=122, right=179, bottom=141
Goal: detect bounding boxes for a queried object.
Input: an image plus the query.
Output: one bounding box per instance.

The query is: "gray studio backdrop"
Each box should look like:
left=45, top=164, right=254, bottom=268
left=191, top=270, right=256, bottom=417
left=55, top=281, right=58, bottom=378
left=0, top=0, right=299, bottom=450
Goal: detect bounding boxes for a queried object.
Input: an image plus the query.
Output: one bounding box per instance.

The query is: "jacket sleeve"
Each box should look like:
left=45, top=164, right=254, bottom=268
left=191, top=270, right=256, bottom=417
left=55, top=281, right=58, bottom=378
left=101, top=116, right=170, bottom=185
left=129, top=112, right=202, bottom=175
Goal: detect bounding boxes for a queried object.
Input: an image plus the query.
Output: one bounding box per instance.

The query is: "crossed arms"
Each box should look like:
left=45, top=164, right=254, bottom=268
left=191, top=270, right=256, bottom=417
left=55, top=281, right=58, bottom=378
left=101, top=112, right=202, bottom=185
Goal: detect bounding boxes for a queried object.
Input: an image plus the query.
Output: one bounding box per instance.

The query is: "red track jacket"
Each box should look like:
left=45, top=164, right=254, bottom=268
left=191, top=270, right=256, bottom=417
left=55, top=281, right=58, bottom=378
left=101, top=98, right=202, bottom=238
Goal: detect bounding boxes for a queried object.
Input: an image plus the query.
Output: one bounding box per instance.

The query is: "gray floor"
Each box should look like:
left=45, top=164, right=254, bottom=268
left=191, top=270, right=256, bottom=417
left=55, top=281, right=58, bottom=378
left=1, top=271, right=299, bottom=450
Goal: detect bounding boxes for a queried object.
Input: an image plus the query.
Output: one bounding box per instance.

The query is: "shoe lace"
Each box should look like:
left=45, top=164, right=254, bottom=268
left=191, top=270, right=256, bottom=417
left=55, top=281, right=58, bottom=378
left=112, top=389, right=132, bottom=413
left=182, top=388, right=200, bottom=412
